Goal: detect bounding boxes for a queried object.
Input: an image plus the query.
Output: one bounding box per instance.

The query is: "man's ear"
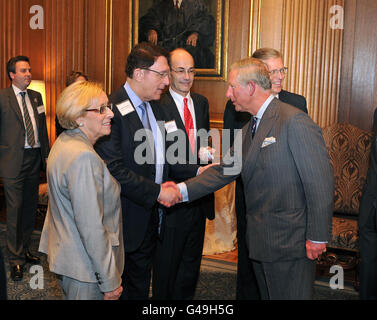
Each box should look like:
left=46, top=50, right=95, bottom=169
left=248, top=81, right=255, bottom=96
left=133, top=68, right=144, bottom=82
left=9, top=72, right=15, bottom=81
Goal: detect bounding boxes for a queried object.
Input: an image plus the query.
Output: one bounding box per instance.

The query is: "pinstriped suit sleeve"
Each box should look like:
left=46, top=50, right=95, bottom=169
left=287, top=113, right=334, bottom=242
left=185, top=164, right=239, bottom=202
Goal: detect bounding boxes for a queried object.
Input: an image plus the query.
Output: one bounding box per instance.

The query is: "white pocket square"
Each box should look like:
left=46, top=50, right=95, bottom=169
left=261, top=137, right=276, bottom=148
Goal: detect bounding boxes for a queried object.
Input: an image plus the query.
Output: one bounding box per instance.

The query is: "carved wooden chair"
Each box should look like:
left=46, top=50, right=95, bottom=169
left=318, top=122, right=373, bottom=288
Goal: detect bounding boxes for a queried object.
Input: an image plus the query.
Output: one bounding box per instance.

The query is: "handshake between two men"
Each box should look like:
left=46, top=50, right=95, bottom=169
left=157, top=162, right=218, bottom=208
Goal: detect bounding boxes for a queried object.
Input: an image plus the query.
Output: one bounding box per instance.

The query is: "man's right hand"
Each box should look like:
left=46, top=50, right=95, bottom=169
left=158, top=181, right=182, bottom=207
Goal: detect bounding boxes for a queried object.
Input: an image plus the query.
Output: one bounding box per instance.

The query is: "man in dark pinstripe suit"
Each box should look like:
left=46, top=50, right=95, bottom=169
left=177, top=57, right=333, bottom=299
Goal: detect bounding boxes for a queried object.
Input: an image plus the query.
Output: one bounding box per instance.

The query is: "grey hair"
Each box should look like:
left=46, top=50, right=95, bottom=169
left=230, top=57, right=271, bottom=90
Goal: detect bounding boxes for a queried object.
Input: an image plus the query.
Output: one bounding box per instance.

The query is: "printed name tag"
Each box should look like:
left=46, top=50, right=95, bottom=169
left=116, top=100, right=135, bottom=116
left=164, top=120, right=178, bottom=133
left=37, top=105, right=45, bottom=114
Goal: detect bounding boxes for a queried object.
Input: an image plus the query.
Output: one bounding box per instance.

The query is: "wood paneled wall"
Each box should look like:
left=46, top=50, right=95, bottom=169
left=1, top=0, right=45, bottom=85
left=339, top=0, right=377, bottom=131
left=0, top=0, right=88, bottom=143
left=2, top=0, right=371, bottom=144
left=281, top=0, right=344, bottom=128
left=44, top=0, right=88, bottom=139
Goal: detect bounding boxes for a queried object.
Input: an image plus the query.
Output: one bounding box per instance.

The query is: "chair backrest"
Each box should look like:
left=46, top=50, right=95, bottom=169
left=322, top=122, right=373, bottom=216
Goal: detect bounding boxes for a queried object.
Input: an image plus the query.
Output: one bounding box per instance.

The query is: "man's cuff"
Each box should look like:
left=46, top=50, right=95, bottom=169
left=308, top=240, right=328, bottom=244
left=177, top=182, right=189, bottom=202
left=157, top=185, right=161, bottom=201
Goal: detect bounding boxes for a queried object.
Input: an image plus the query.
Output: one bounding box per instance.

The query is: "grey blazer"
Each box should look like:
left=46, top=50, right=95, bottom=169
left=184, top=98, right=334, bottom=262
left=39, top=128, right=124, bottom=292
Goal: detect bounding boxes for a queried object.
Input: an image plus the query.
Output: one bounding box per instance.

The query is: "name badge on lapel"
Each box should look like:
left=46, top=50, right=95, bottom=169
left=116, top=99, right=135, bottom=116
left=37, top=105, right=45, bottom=114
left=164, top=120, right=178, bottom=134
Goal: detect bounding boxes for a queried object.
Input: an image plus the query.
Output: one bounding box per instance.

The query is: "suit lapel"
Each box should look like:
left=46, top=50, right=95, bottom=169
left=191, top=94, right=203, bottom=132
left=162, top=93, right=193, bottom=157
left=166, top=93, right=186, bottom=131
left=113, top=87, right=156, bottom=176
left=242, top=99, right=278, bottom=180
left=27, top=89, right=41, bottom=132
left=191, top=95, right=204, bottom=155
left=115, top=87, right=145, bottom=135
left=7, top=87, right=24, bottom=125
left=149, top=101, right=167, bottom=138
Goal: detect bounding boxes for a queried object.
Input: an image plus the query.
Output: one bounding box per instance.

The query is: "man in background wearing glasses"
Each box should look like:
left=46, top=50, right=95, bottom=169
left=223, top=48, right=307, bottom=300
left=152, top=48, right=215, bottom=299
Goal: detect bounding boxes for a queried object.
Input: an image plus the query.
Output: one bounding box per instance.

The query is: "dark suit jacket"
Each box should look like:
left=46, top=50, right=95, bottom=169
left=157, top=92, right=215, bottom=226
left=359, top=109, right=377, bottom=229
left=0, top=87, right=50, bottom=178
left=0, top=248, right=6, bottom=300
left=95, top=86, right=199, bottom=252
left=185, top=98, right=333, bottom=262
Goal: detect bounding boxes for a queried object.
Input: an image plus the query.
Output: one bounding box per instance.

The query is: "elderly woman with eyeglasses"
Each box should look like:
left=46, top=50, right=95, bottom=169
left=39, top=81, right=124, bottom=300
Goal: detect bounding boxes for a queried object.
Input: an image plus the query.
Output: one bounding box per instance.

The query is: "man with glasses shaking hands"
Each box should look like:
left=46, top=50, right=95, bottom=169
left=95, top=43, right=204, bottom=299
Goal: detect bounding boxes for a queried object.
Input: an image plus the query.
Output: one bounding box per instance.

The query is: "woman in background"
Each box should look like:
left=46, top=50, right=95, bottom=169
left=39, top=81, right=124, bottom=300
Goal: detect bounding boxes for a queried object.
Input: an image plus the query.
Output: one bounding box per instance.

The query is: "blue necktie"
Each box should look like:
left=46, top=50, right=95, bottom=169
left=250, top=116, right=257, bottom=139
left=139, top=102, right=151, bottom=131
left=139, top=103, right=164, bottom=235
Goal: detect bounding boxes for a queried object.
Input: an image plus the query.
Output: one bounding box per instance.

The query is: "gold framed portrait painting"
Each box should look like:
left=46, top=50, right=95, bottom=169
left=131, top=0, right=229, bottom=80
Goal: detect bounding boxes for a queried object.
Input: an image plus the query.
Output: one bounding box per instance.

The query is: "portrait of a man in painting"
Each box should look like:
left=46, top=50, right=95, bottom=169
left=138, top=0, right=216, bottom=69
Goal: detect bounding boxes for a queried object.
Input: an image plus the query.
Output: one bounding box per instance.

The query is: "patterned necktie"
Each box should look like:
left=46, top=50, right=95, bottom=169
left=250, top=116, right=257, bottom=139
left=184, top=97, right=195, bottom=154
left=175, top=0, right=179, bottom=9
left=20, top=92, right=35, bottom=147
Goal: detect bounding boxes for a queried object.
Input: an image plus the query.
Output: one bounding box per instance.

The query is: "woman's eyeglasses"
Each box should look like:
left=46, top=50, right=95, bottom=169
left=86, top=104, right=113, bottom=114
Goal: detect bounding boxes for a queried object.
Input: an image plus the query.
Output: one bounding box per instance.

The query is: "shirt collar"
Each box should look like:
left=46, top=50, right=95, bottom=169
left=255, top=94, right=275, bottom=120
left=12, top=84, right=26, bottom=96
left=124, top=81, right=143, bottom=108
left=169, top=87, right=191, bottom=103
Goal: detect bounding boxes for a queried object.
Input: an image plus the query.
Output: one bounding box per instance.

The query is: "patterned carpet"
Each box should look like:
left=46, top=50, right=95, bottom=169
left=0, top=223, right=360, bottom=300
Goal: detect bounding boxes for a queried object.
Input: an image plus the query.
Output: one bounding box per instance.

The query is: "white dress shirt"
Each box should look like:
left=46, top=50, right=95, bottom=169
left=12, top=84, right=40, bottom=148
left=169, top=87, right=197, bottom=141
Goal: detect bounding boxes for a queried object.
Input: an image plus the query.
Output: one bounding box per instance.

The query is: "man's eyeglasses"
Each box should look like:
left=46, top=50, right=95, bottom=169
left=86, top=104, right=113, bottom=114
left=269, top=67, right=288, bottom=76
left=171, top=68, right=196, bottom=76
left=140, top=68, right=169, bottom=79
